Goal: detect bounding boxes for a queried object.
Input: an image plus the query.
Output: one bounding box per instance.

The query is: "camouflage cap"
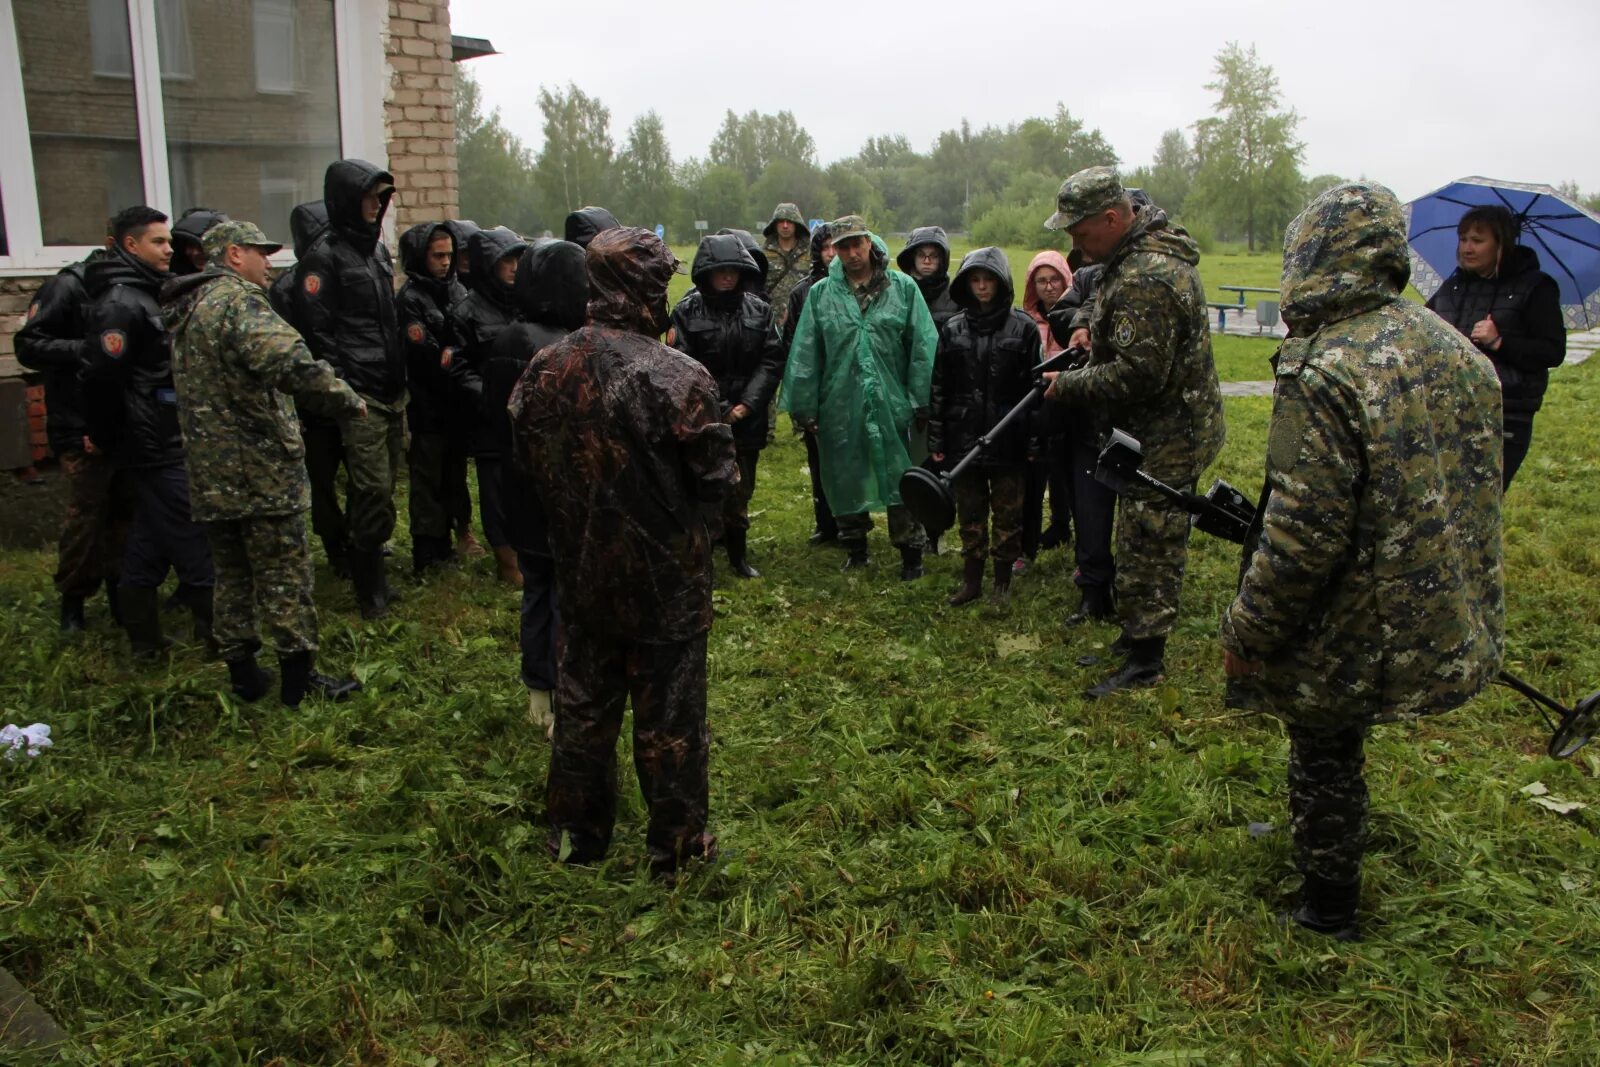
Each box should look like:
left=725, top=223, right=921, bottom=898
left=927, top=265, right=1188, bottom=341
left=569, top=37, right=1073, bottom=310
left=1044, top=166, right=1128, bottom=231
left=829, top=215, right=871, bottom=243
left=203, top=220, right=283, bottom=259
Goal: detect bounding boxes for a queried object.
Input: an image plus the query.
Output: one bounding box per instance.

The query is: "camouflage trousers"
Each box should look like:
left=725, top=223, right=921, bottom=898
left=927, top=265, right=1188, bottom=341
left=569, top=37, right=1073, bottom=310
left=954, top=467, right=1026, bottom=563
left=53, top=449, right=133, bottom=596
left=407, top=430, right=471, bottom=541
left=835, top=505, right=929, bottom=551
left=1286, top=723, right=1368, bottom=886
left=1114, top=479, right=1194, bottom=640
left=547, top=625, right=714, bottom=876
left=720, top=449, right=761, bottom=535
left=204, top=512, right=318, bottom=661
left=340, top=397, right=405, bottom=553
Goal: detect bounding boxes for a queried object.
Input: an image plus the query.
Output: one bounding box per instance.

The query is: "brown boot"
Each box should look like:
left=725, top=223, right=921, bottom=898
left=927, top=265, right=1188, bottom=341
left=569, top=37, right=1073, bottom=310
left=493, top=545, right=523, bottom=588
left=947, top=557, right=984, bottom=606
left=456, top=530, right=487, bottom=559
left=989, top=558, right=1013, bottom=605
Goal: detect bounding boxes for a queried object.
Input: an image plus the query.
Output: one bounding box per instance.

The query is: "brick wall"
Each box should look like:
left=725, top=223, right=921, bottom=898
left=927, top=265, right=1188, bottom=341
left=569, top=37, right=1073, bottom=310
left=0, top=277, right=47, bottom=384
left=384, top=0, right=459, bottom=231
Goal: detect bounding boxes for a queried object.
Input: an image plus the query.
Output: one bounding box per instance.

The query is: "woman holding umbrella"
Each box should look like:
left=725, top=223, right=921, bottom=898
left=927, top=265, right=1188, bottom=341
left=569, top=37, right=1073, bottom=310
left=1424, top=204, right=1566, bottom=487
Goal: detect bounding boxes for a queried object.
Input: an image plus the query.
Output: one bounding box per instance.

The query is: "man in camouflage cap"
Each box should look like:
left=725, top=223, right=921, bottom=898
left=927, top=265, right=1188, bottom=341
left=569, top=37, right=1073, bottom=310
left=162, top=220, right=365, bottom=708
left=1042, top=166, right=1225, bottom=697
left=1221, top=183, right=1504, bottom=941
left=761, top=202, right=812, bottom=324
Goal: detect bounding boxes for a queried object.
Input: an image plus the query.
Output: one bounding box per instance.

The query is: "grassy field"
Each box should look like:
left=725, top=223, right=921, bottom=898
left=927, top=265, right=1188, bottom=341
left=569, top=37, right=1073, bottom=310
left=2, top=331, right=1598, bottom=1061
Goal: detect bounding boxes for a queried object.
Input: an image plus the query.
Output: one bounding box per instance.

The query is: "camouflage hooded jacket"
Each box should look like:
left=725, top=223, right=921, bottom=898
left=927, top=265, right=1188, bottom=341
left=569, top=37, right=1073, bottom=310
left=762, top=202, right=812, bottom=321
left=1045, top=206, right=1224, bottom=482
left=1220, top=183, right=1504, bottom=728
left=163, top=267, right=363, bottom=521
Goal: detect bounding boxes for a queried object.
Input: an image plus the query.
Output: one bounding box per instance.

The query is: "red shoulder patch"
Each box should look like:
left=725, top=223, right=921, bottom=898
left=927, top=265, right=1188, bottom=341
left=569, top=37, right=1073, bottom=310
left=302, top=272, right=322, bottom=296
left=406, top=322, right=424, bottom=343
left=100, top=330, right=126, bottom=357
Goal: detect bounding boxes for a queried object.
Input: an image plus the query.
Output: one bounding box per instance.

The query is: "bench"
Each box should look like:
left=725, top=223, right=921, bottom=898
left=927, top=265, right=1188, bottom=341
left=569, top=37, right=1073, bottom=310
left=1211, top=285, right=1279, bottom=331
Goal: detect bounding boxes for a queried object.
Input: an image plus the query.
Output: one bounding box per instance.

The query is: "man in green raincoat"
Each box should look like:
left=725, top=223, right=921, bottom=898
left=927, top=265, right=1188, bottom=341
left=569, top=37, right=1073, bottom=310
left=782, top=216, right=938, bottom=579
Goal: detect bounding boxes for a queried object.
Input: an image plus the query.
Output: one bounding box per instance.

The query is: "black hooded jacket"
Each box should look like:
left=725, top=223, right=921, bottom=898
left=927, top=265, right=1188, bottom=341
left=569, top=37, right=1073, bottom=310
left=929, top=247, right=1042, bottom=468
left=442, top=219, right=481, bottom=292
left=16, top=249, right=111, bottom=455
left=716, top=228, right=771, bottom=295
left=782, top=224, right=832, bottom=352
left=449, top=226, right=530, bottom=455
left=491, top=239, right=589, bottom=555
left=79, top=246, right=182, bottom=467
left=398, top=222, right=467, bottom=434
left=564, top=207, right=620, bottom=249
left=669, top=233, right=786, bottom=450
left=898, top=226, right=960, bottom=334
left=269, top=200, right=329, bottom=324
left=290, top=159, right=404, bottom=402
left=170, top=209, right=228, bottom=276
left=1425, top=244, right=1566, bottom=417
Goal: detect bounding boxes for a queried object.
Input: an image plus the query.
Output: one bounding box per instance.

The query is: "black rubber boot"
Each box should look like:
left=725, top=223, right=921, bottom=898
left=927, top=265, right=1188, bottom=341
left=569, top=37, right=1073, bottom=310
left=60, top=595, right=87, bottom=634
left=1288, top=873, right=1361, bottom=942
left=226, top=651, right=275, bottom=703
left=1065, top=585, right=1116, bottom=627
left=350, top=549, right=390, bottom=620
left=947, top=558, right=984, bottom=606
left=808, top=527, right=838, bottom=547
left=324, top=539, right=351, bottom=581
left=989, top=558, right=1013, bottom=605
left=1076, top=629, right=1132, bottom=668
left=279, top=650, right=362, bottom=708
left=725, top=529, right=760, bottom=579
left=1084, top=636, right=1166, bottom=699
left=898, top=546, right=925, bottom=582
left=120, top=586, right=173, bottom=658
left=840, top=543, right=871, bottom=572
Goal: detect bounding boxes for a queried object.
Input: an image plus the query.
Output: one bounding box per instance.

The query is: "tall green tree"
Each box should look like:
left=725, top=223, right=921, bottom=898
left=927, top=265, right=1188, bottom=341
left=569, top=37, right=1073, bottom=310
left=708, top=109, right=818, bottom=185
left=1188, top=42, right=1304, bottom=250
left=454, top=70, right=541, bottom=233
left=615, top=111, right=677, bottom=231
left=533, top=83, right=615, bottom=220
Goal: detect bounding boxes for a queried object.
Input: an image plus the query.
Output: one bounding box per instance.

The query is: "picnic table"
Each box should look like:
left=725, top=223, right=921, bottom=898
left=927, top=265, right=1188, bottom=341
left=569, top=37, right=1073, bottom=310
left=1208, top=285, right=1279, bottom=331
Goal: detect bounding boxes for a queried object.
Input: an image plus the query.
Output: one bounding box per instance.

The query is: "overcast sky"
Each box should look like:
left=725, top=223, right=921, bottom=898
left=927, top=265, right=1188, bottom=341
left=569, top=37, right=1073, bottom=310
left=449, top=0, right=1600, bottom=206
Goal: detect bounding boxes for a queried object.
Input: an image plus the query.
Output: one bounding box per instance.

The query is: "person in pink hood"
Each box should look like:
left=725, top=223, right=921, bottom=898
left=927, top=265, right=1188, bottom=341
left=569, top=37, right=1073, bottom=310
left=1022, top=251, right=1073, bottom=357
left=1018, top=250, right=1075, bottom=570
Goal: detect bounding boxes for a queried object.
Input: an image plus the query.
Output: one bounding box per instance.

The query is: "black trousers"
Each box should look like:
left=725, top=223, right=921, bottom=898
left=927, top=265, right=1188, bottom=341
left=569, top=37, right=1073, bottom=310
left=302, top=419, right=347, bottom=557
left=518, top=550, right=559, bottom=692
left=803, top=431, right=835, bottom=538
left=1503, top=417, right=1534, bottom=488
left=1067, top=433, right=1116, bottom=590
left=121, top=465, right=214, bottom=591
left=477, top=457, right=508, bottom=549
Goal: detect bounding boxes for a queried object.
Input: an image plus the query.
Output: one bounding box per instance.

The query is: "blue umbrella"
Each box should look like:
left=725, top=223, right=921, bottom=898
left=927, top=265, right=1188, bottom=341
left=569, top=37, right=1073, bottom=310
left=1404, top=176, right=1600, bottom=329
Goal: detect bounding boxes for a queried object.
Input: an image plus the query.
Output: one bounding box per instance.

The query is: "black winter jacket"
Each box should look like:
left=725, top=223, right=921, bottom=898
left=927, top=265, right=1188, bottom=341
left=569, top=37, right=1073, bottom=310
left=1425, top=245, right=1566, bottom=418
left=397, top=222, right=467, bottom=435
left=669, top=234, right=786, bottom=450
left=898, top=226, right=960, bottom=334
left=290, top=160, right=405, bottom=403
left=79, top=247, right=182, bottom=468
left=929, top=247, right=1042, bottom=468
left=16, top=249, right=110, bottom=456
left=449, top=226, right=529, bottom=456
left=782, top=225, right=834, bottom=352
left=494, top=239, right=589, bottom=556
left=442, top=219, right=481, bottom=292
left=269, top=200, right=328, bottom=325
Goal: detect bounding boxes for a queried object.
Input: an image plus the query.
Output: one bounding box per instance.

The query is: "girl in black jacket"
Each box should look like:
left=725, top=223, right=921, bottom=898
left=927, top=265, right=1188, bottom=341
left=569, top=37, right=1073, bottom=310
left=929, top=248, right=1041, bottom=605
left=1425, top=205, right=1566, bottom=487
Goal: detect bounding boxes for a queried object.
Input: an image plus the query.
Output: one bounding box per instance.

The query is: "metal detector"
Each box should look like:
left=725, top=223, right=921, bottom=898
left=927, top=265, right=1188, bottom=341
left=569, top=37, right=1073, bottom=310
left=899, top=347, right=1086, bottom=537
left=1093, top=430, right=1600, bottom=759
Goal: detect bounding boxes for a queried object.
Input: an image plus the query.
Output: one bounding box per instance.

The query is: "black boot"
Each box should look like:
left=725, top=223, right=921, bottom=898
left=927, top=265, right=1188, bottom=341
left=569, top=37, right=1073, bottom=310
left=324, top=539, right=351, bottom=581
left=279, top=650, right=363, bottom=708
left=947, top=557, right=984, bottom=606
left=1084, top=635, right=1166, bottom=699
left=105, top=580, right=123, bottom=626
left=350, top=549, right=390, bottom=620
left=725, top=529, right=760, bottom=579
left=989, top=558, right=1013, bottom=605
left=840, top=542, right=871, bottom=571
left=808, top=526, right=838, bottom=547
left=226, top=650, right=275, bottom=703
left=120, top=586, right=173, bottom=658
left=1076, top=629, right=1132, bottom=668
left=1289, top=873, right=1361, bottom=942
left=898, top=546, right=924, bottom=582
left=60, top=594, right=87, bottom=634
left=1065, top=585, right=1116, bottom=627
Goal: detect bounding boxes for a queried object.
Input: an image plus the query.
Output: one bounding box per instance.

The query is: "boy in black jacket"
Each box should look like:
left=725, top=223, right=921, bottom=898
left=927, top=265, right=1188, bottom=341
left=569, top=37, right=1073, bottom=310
left=928, top=248, right=1041, bottom=605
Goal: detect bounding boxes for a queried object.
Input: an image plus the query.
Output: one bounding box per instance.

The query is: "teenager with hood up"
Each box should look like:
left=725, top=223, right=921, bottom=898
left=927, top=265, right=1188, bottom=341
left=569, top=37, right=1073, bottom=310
left=169, top=209, right=229, bottom=276
left=897, top=226, right=960, bottom=334
left=783, top=223, right=838, bottom=546
left=929, top=248, right=1042, bottom=605
left=448, top=225, right=530, bottom=586
left=398, top=221, right=469, bottom=576
left=442, top=218, right=481, bottom=292
left=670, top=233, right=786, bottom=578
left=492, top=239, right=588, bottom=733
left=291, top=159, right=405, bottom=619
left=564, top=206, right=621, bottom=249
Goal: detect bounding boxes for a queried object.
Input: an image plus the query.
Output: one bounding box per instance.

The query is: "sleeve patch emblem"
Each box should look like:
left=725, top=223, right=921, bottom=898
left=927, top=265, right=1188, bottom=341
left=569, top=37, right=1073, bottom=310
left=406, top=322, right=424, bottom=343
left=1111, top=311, right=1136, bottom=349
left=303, top=272, right=322, bottom=296
left=100, top=329, right=126, bottom=357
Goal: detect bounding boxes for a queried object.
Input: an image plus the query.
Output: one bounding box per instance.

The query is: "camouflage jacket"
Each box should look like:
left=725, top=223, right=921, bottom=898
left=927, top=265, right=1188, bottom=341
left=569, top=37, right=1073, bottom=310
left=1045, top=207, right=1224, bottom=481
left=763, top=239, right=811, bottom=325
left=1221, top=183, right=1504, bottom=727
left=163, top=267, right=363, bottom=521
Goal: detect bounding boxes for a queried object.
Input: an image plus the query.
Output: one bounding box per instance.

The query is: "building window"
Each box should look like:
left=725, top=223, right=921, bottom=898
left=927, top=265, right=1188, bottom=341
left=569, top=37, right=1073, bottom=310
left=253, top=0, right=295, bottom=94
left=89, top=0, right=193, bottom=80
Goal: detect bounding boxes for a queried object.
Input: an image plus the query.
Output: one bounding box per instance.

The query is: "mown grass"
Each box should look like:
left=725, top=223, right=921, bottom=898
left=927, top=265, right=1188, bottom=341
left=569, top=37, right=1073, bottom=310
left=3, top=339, right=1599, bottom=1062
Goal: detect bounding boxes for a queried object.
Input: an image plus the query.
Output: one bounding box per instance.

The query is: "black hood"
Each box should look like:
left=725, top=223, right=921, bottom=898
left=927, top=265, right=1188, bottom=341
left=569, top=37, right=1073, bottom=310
left=323, top=158, right=394, bottom=245
left=691, top=233, right=762, bottom=290
left=715, top=228, right=769, bottom=290
left=564, top=206, right=620, bottom=249
left=513, top=238, right=588, bottom=330
left=896, top=226, right=951, bottom=276
left=170, top=209, right=229, bottom=275
left=807, top=222, right=833, bottom=280
left=288, top=200, right=329, bottom=257
left=950, top=246, right=1015, bottom=312
left=469, top=226, right=530, bottom=304
left=399, top=222, right=455, bottom=280
left=85, top=244, right=170, bottom=298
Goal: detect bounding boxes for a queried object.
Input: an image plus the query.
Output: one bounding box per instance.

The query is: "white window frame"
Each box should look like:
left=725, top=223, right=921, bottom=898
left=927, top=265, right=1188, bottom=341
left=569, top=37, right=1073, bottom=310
left=0, top=0, right=388, bottom=275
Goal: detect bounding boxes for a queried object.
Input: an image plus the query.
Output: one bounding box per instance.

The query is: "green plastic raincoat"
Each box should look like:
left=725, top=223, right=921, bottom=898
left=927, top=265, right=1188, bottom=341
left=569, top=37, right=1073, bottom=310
left=782, top=234, right=938, bottom=515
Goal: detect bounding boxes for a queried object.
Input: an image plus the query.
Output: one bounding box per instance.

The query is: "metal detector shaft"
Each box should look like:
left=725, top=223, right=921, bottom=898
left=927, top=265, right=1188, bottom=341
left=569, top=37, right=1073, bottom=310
left=941, top=384, right=1046, bottom=482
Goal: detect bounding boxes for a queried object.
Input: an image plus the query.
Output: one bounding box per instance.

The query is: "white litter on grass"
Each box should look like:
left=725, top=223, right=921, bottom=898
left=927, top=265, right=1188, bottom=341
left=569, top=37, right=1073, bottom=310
left=1, top=723, right=52, bottom=760
left=1521, top=780, right=1588, bottom=816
